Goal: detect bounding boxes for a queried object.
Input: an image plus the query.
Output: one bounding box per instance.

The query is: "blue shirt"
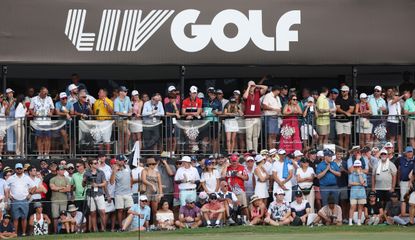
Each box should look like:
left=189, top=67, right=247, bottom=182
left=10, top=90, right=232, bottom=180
left=130, top=204, right=150, bottom=228
left=398, top=156, right=415, bottom=181
left=316, top=161, right=340, bottom=186
left=73, top=101, right=90, bottom=115
left=203, top=98, right=222, bottom=122
left=368, top=95, right=386, bottom=116
left=142, top=100, right=164, bottom=124
left=349, top=172, right=367, bottom=200
left=114, top=96, right=132, bottom=114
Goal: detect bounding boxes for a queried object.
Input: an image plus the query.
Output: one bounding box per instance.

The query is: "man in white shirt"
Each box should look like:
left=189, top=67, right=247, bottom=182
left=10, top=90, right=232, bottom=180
left=262, top=86, right=282, bottom=149
left=6, top=163, right=36, bottom=236
left=174, top=156, right=200, bottom=206
left=272, top=149, right=293, bottom=203
left=27, top=166, right=45, bottom=214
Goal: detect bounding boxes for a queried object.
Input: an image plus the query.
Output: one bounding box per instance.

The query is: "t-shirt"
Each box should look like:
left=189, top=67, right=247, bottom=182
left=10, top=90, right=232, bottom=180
left=387, top=100, right=401, bottom=123
left=114, top=96, right=132, bottom=114
left=130, top=204, right=150, bottom=228
left=200, top=170, right=220, bottom=193
left=385, top=201, right=401, bottom=217
left=182, top=97, right=202, bottom=113
left=316, top=94, right=330, bottom=125
left=368, top=95, right=386, bottom=116
left=262, top=92, right=281, bottom=116
left=397, top=156, right=415, bottom=181
left=203, top=98, right=222, bottom=122
left=272, top=160, right=293, bottom=189
left=73, top=101, right=91, bottom=115
left=365, top=202, right=382, bottom=215
left=29, top=95, right=55, bottom=120
left=349, top=172, right=367, bottom=200
left=296, top=167, right=314, bottom=189
left=316, top=161, right=340, bottom=186
left=158, top=164, right=176, bottom=194
left=335, top=160, right=349, bottom=188
left=93, top=98, right=114, bottom=120
left=404, top=98, right=415, bottom=119
left=0, top=222, right=14, bottom=233
left=114, top=168, right=132, bottom=196
left=6, top=174, right=35, bottom=201
left=244, top=89, right=261, bottom=117
left=202, top=201, right=223, bottom=219
left=372, top=161, right=397, bottom=190
left=55, top=101, right=74, bottom=114
left=83, top=169, right=106, bottom=197
left=225, top=164, right=247, bottom=192
left=335, top=96, right=355, bottom=122
left=50, top=175, right=70, bottom=201
left=179, top=205, right=200, bottom=218
left=290, top=200, right=310, bottom=217
left=175, top=166, right=200, bottom=190
left=70, top=172, right=85, bottom=200
left=268, top=201, right=290, bottom=220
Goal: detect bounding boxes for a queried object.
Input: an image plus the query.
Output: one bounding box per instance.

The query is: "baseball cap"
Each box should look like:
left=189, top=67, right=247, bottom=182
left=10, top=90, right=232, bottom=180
left=59, top=92, right=67, bottom=99
left=190, top=155, right=198, bottom=162
left=67, top=163, right=75, bottom=169
left=3, top=214, right=11, bottom=219
left=230, top=154, right=239, bottom=162
left=317, top=150, right=324, bottom=157
left=15, top=163, right=23, bottom=169
left=384, top=142, right=394, bottom=148
left=131, top=90, right=139, bottom=96
left=269, top=148, right=277, bottom=155
left=293, top=150, right=303, bottom=157
left=197, top=92, right=205, bottom=99
left=68, top=84, right=78, bottom=92
left=204, top=159, right=213, bottom=166
left=168, top=86, right=176, bottom=92
left=300, top=158, right=308, bottom=163
left=309, top=149, right=317, bottom=155
left=60, top=210, right=67, bottom=216
left=233, top=90, right=241, bottom=95
left=353, top=160, right=362, bottom=167
left=179, top=156, right=191, bottom=163
left=209, top=193, right=217, bottom=200
left=371, top=147, right=380, bottom=152
left=58, top=165, right=66, bottom=170
left=327, top=195, right=336, bottom=204
left=307, top=96, right=314, bottom=103
left=246, top=156, right=254, bottom=162
left=216, top=89, right=223, bottom=94
left=34, top=202, right=43, bottom=209
left=139, top=195, right=148, bottom=201
left=374, top=86, right=382, bottom=91
left=361, top=146, right=371, bottom=153
left=229, top=97, right=236, bottom=102
left=185, top=198, right=194, bottom=204
left=340, top=85, right=350, bottom=92
left=119, top=86, right=128, bottom=92
left=260, top=149, right=269, bottom=155
left=199, top=192, right=208, bottom=200
left=390, top=192, right=398, bottom=198
left=380, top=148, right=388, bottom=155
left=274, top=189, right=285, bottom=195
left=368, top=191, right=376, bottom=197
left=330, top=88, right=339, bottom=94
left=405, top=146, right=414, bottom=153
left=255, top=155, right=264, bottom=163
left=295, top=190, right=303, bottom=197
left=116, top=154, right=127, bottom=161
left=277, top=149, right=286, bottom=155
left=360, top=93, right=368, bottom=99
left=323, top=149, right=334, bottom=157
left=109, top=158, right=117, bottom=165
left=207, top=87, right=215, bottom=93
left=190, top=86, right=198, bottom=93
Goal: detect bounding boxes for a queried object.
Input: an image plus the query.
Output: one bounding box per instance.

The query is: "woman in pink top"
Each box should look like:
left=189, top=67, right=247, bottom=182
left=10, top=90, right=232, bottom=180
left=130, top=90, right=143, bottom=149
left=249, top=195, right=266, bottom=225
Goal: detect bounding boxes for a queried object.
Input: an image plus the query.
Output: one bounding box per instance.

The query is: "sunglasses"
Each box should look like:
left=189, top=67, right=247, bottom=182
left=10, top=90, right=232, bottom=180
left=292, top=99, right=298, bottom=101
left=76, top=165, right=82, bottom=168
left=16, top=168, right=22, bottom=170
left=91, top=162, right=98, bottom=165
left=148, top=163, right=156, bottom=166
left=380, top=153, right=387, bottom=155
left=67, top=167, right=74, bottom=170
left=140, top=200, right=148, bottom=203
left=375, top=90, right=381, bottom=92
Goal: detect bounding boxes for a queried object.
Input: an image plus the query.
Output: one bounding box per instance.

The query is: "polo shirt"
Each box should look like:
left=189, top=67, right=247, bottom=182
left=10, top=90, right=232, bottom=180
left=182, top=97, right=202, bottom=113
left=368, top=95, right=386, bottom=116
left=225, top=164, right=247, bottom=192
left=55, top=101, right=73, bottom=113
left=243, top=89, right=261, bottom=117
left=203, top=97, right=222, bottom=122
left=316, top=161, right=340, bottom=186
left=93, top=98, right=114, bottom=120
left=290, top=200, right=310, bottom=217
left=316, top=94, right=330, bottom=125
left=6, top=174, right=35, bottom=201
left=262, top=92, right=281, bottom=116
left=404, top=98, right=415, bottom=119
left=397, top=156, right=414, bottom=181
left=114, top=96, right=132, bottom=114
left=70, top=172, right=85, bottom=200
left=83, top=169, right=106, bottom=197
left=179, top=205, right=200, bottom=218
left=130, top=204, right=150, bottom=228
left=73, top=101, right=91, bottom=115
left=174, top=166, right=200, bottom=190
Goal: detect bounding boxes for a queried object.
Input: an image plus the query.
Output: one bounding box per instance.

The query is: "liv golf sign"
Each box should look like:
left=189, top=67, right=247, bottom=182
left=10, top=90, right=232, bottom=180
left=64, top=9, right=301, bottom=52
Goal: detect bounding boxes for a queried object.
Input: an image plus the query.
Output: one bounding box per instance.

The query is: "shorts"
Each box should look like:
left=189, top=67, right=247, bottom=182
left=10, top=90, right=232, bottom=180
left=236, top=192, right=248, bottom=208
left=35, top=130, right=52, bottom=137
left=114, top=194, right=134, bottom=210
left=11, top=200, right=29, bottom=220
left=52, top=201, right=67, bottom=218
left=129, top=120, right=143, bottom=133
left=301, top=124, right=317, bottom=140
left=317, top=124, right=330, bottom=135
left=409, top=192, right=415, bottom=205
left=350, top=198, right=367, bottom=205
left=87, top=195, right=106, bottom=211
left=387, top=122, right=402, bottom=137
left=335, top=121, right=352, bottom=135
left=376, top=190, right=391, bottom=203
left=407, top=119, right=415, bottom=138
left=266, top=116, right=280, bottom=134
left=358, top=118, right=372, bottom=134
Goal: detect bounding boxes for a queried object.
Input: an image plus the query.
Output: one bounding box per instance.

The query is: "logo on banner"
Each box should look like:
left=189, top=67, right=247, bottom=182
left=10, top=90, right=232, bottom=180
left=64, top=9, right=301, bottom=52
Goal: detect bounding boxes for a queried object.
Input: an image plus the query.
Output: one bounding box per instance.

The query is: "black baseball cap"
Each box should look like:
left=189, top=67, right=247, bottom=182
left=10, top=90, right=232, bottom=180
left=390, top=192, right=398, bottom=198
left=209, top=193, right=217, bottom=200
left=3, top=214, right=11, bottom=219
left=295, top=190, right=303, bottom=197
left=368, top=191, right=376, bottom=197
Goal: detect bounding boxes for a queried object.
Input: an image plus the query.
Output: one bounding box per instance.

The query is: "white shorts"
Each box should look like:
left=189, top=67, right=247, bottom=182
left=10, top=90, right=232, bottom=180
left=87, top=195, right=106, bottom=211
left=357, top=118, right=373, bottom=134
left=409, top=192, right=415, bottom=205
left=335, top=121, right=352, bottom=135
left=115, top=194, right=134, bottom=210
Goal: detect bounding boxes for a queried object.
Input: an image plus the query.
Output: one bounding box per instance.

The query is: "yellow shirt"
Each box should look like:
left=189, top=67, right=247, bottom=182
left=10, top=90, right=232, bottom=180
left=93, top=98, right=114, bottom=120
left=316, top=94, right=330, bottom=126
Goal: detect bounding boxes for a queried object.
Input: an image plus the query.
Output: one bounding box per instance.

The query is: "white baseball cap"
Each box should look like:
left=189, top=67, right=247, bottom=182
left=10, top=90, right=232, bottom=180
left=353, top=160, right=362, bottom=167
left=307, top=96, right=314, bottom=103
left=180, top=156, right=191, bottom=163
left=168, top=86, right=176, bottom=92
left=277, top=149, right=286, bottom=155
left=246, top=156, right=254, bottom=161
left=59, top=92, right=67, bottom=99
left=384, top=142, right=394, bottom=148
left=374, top=86, right=382, bottom=91
left=317, top=150, right=324, bottom=157
left=190, top=86, right=198, bottom=93
left=131, top=90, right=139, bottom=96
left=139, top=195, right=148, bottom=201
left=380, top=148, right=388, bottom=155
left=359, top=93, right=368, bottom=99
left=255, top=155, right=264, bottom=163
left=5, top=88, right=14, bottom=94
left=293, top=150, right=303, bottom=157
left=233, top=90, right=241, bottom=95
left=275, top=189, right=285, bottom=195
left=268, top=148, right=277, bottom=155
left=68, top=84, right=78, bottom=92
left=340, top=85, right=350, bottom=92
left=199, top=192, right=208, bottom=200
left=197, top=92, right=205, bottom=99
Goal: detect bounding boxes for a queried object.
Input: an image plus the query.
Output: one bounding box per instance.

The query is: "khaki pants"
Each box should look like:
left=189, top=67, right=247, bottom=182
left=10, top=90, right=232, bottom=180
left=245, top=118, right=261, bottom=152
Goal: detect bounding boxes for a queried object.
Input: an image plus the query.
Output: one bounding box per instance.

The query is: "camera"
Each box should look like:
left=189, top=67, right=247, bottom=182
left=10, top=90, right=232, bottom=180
left=85, top=174, right=97, bottom=184
left=231, top=171, right=238, bottom=177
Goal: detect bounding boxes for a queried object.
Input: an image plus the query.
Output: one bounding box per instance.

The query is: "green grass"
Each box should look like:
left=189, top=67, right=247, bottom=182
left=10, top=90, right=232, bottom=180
left=22, top=225, right=415, bottom=240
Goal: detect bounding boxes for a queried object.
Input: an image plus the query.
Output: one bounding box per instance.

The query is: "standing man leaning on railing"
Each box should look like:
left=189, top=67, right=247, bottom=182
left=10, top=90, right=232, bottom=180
left=55, top=92, right=73, bottom=154
left=93, top=89, right=114, bottom=154
left=114, top=86, right=132, bottom=154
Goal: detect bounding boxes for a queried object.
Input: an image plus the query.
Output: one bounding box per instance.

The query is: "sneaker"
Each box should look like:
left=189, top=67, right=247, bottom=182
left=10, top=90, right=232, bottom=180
left=349, top=222, right=353, bottom=226
left=206, top=225, right=213, bottom=228
left=357, top=222, right=362, bottom=226
left=215, top=223, right=221, bottom=228
left=228, top=218, right=236, bottom=225
left=37, top=155, right=42, bottom=160
left=44, top=155, right=50, bottom=160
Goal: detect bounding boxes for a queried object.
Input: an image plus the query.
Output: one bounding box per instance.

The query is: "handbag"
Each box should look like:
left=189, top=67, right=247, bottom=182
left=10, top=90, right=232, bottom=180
left=299, top=185, right=313, bottom=196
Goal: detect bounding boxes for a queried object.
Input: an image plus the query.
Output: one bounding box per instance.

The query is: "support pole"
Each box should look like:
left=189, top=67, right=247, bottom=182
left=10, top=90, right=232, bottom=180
left=180, top=66, right=185, bottom=100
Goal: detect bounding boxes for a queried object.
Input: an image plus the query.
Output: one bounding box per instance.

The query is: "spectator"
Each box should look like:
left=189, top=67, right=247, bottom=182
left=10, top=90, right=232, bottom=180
left=110, top=154, right=133, bottom=231
left=264, top=189, right=292, bottom=226
left=348, top=160, right=367, bottom=225
left=335, top=85, right=355, bottom=150
left=387, top=90, right=404, bottom=153
left=55, top=92, right=72, bottom=153
left=368, top=86, right=387, bottom=144
left=312, top=195, right=342, bottom=226
left=114, top=86, right=132, bottom=153
left=50, top=165, right=71, bottom=233
left=254, top=155, right=269, bottom=204
left=4, top=88, right=16, bottom=156
left=0, top=96, right=7, bottom=160
left=27, top=166, right=45, bottom=215
left=223, top=97, right=243, bottom=154
left=66, top=73, right=87, bottom=97
left=202, top=87, right=222, bottom=153
left=280, top=85, right=289, bottom=107
left=155, top=199, right=175, bottom=230
left=70, top=161, right=86, bottom=211
left=175, top=198, right=202, bottom=229
left=163, top=86, right=180, bottom=105
left=67, top=84, right=79, bottom=104
left=384, top=192, right=402, bottom=225
left=141, top=157, right=163, bottom=222
left=156, top=153, right=176, bottom=208
left=83, top=159, right=107, bottom=232
left=43, top=161, right=57, bottom=221
left=346, top=147, right=369, bottom=174
left=364, top=191, right=384, bottom=225
left=334, top=151, right=348, bottom=220
left=6, top=163, right=35, bottom=237
left=248, top=195, right=266, bottom=225
left=244, top=155, right=256, bottom=202
left=355, top=93, right=372, bottom=147
left=316, top=149, right=341, bottom=206
left=66, top=204, right=86, bottom=233
left=129, top=90, right=143, bottom=149
left=201, top=159, right=220, bottom=194
left=142, top=93, right=164, bottom=151
left=216, top=180, right=239, bottom=225
left=29, top=87, right=55, bottom=160
left=100, top=157, right=117, bottom=232
left=372, top=148, right=397, bottom=206
left=71, top=89, right=93, bottom=119
left=290, top=190, right=315, bottom=226
left=272, top=149, right=293, bottom=203
left=262, top=85, right=282, bottom=149
left=397, top=147, right=414, bottom=201
left=327, top=89, right=339, bottom=142
left=404, top=89, right=415, bottom=148
left=0, top=214, right=17, bottom=239
left=243, top=80, right=268, bottom=152
left=58, top=210, right=75, bottom=234
left=29, top=202, right=51, bottom=236
left=164, top=93, right=180, bottom=154
left=14, top=94, right=27, bottom=158
left=0, top=169, right=7, bottom=220
left=215, top=89, right=228, bottom=110
left=174, top=156, right=200, bottom=206
left=93, top=89, right=114, bottom=153
left=296, top=158, right=315, bottom=213
left=182, top=86, right=202, bottom=120
left=121, top=195, right=150, bottom=232
left=301, top=96, right=318, bottom=148
left=201, top=193, right=225, bottom=228
left=409, top=166, right=415, bottom=225
left=316, top=87, right=330, bottom=145
left=280, top=94, right=302, bottom=153
left=396, top=193, right=411, bottom=225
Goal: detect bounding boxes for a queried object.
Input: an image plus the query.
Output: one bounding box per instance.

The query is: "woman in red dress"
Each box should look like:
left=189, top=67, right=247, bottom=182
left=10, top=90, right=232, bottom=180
left=279, top=94, right=302, bottom=153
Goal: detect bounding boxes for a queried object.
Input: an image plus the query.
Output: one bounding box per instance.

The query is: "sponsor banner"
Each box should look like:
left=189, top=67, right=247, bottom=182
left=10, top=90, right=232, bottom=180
left=1, top=0, right=415, bottom=65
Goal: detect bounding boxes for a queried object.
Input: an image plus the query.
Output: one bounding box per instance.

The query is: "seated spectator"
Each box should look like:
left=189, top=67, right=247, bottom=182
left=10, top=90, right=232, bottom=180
left=393, top=193, right=411, bottom=225
left=264, top=189, right=292, bottom=226
left=364, top=191, right=384, bottom=225
left=66, top=204, right=86, bottom=233
left=201, top=193, right=225, bottom=228
left=29, top=202, right=51, bottom=236
left=58, top=210, right=75, bottom=234
left=313, top=196, right=342, bottom=226
left=196, top=192, right=209, bottom=209
left=248, top=195, right=266, bottom=225
left=175, top=198, right=202, bottom=229
left=156, top=199, right=175, bottom=230
left=122, top=195, right=150, bottom=232
left=290, top=191, right=316, bottom=226
left=348, top=160, right=367, bottom=226
left=216, top=181, right=240, bottom=225
left=0, top=214, right=17, bottom=239
left=384, top=192, right=402, bottom=225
